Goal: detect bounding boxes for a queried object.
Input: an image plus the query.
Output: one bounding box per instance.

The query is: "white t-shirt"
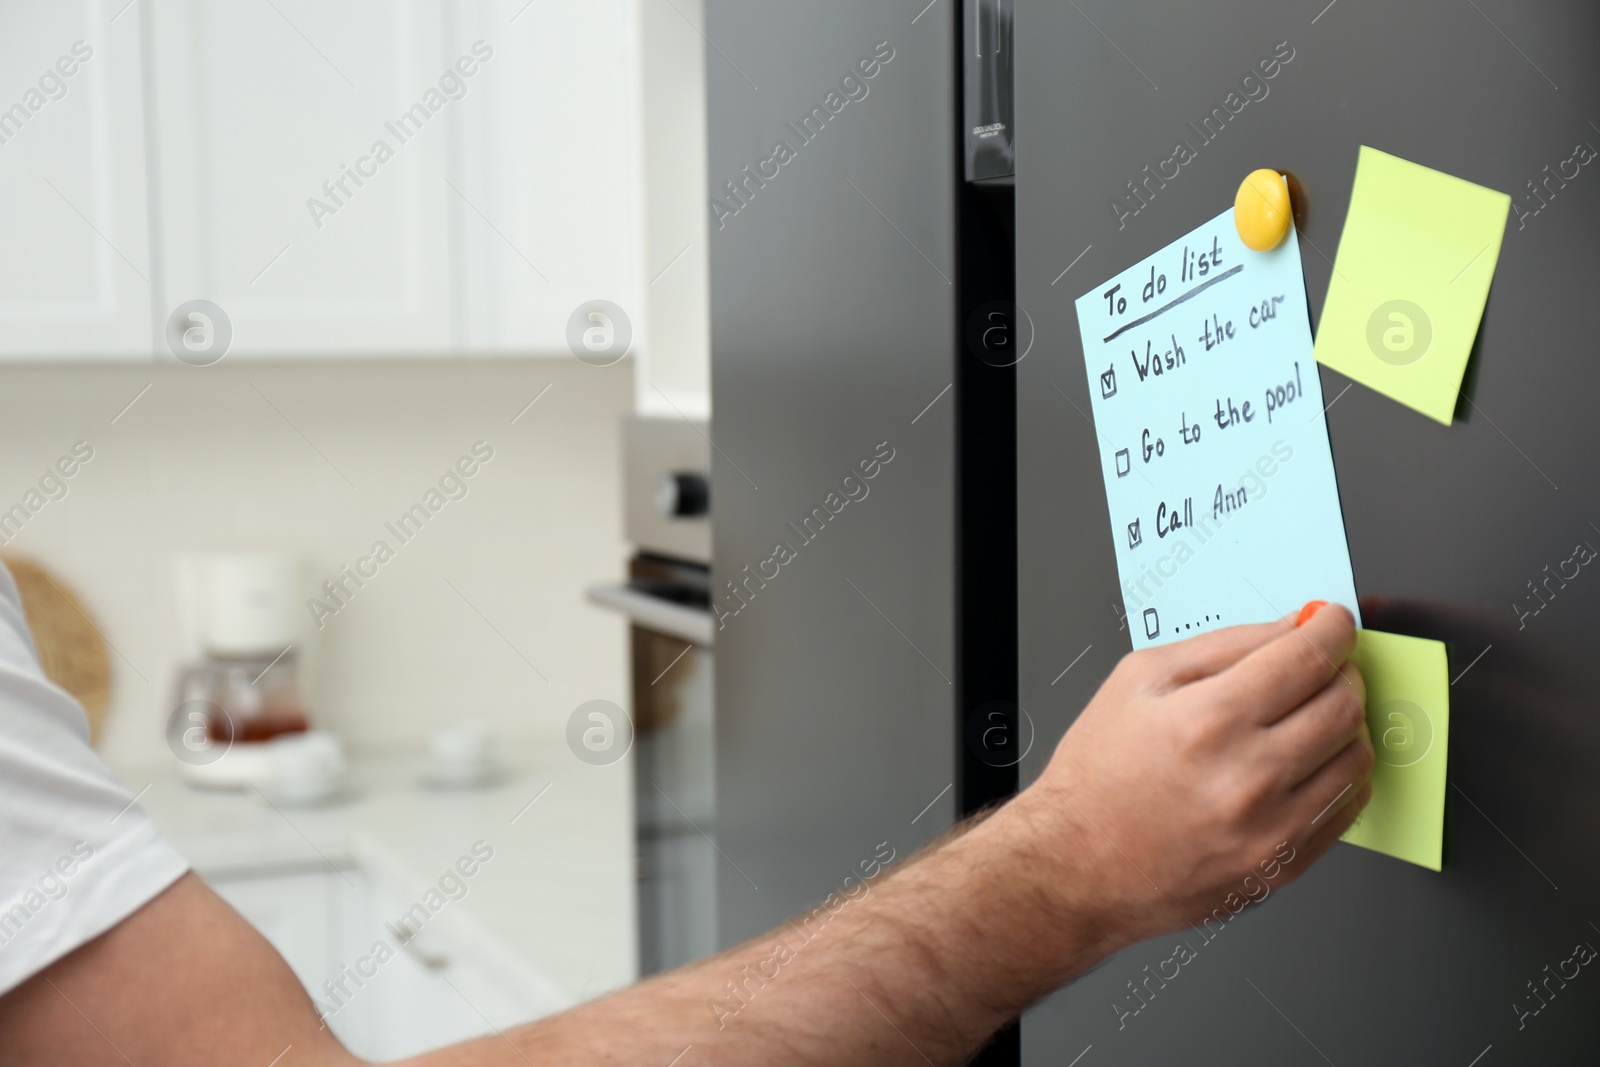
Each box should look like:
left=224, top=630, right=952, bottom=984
left=0, top=564, right=188, bottom=996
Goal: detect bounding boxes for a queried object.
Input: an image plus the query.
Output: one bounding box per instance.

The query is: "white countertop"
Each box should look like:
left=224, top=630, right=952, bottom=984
left=109, top=740, right=637, bottom=1009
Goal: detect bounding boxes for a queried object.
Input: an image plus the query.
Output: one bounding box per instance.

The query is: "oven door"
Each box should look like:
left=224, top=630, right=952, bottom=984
left=588, top=555, right=716, bottom=975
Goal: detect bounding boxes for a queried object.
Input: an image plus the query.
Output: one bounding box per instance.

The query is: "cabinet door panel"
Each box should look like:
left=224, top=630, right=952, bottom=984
left=148, top=0, right=453, bottom=356
left=449, top=0, right=644, bottom=357
left=0, top=1, right=153, bottom=358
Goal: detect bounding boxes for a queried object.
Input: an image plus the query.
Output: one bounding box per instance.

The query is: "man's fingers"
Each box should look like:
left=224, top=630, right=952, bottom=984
left=1266, top=661, right=1368, bottom=789
left=1205, top=603, right=1358, bottom=724
left=1289, top=732, right=1375, bottom=838
left=1152, top=616, right=1295, bottom=688
left=1298, top=780, right=1372, bottom=864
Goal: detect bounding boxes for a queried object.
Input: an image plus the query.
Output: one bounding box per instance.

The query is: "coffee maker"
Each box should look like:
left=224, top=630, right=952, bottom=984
left=171, top=553, right=310, bottom=787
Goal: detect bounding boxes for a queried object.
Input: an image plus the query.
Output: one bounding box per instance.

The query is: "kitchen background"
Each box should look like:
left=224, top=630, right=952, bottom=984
left=2, top=0, right=713, bottom=1057
left=0, top=360, right=632, bottom=764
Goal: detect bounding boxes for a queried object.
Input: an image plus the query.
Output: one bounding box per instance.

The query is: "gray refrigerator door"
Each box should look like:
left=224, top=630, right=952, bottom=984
left=1018, top=1, right=1600, bottom=1063
left=706, top=5, right=959, bottom=948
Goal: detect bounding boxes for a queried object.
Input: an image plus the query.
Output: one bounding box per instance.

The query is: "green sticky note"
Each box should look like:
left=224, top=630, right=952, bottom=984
left=1341, top=629, right=1450, bottom=870
left=1312, top=146, right=1510, bottom=424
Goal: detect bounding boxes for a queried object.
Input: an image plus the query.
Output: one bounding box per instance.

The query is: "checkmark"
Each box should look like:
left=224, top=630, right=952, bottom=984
left=1100, top=365, right=1117, bottom=399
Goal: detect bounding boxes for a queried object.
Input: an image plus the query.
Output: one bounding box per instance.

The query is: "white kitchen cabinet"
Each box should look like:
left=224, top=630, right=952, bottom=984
left=448, top=0, right=647, bottom=358
left=211, top=862, right=540, bottom=1061
left=0, top=1, right=648, bottom=362
left=144, top=0, right=645, bottom=360
left=146, top=0, right=457, bottom=357
left=0, top=1, right=155, bottom=358
left=340, top=878, right=533, bottom=1061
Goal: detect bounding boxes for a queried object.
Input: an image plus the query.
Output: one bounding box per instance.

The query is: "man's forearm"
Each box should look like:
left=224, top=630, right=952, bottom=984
left=414, top=794, right=1106, bottom=1066
left=5, top=612, right=1366, bottom=1066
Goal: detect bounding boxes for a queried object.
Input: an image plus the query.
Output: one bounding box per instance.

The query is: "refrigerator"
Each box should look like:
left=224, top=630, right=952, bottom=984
left=709, top=0, right=1600, bottom=1062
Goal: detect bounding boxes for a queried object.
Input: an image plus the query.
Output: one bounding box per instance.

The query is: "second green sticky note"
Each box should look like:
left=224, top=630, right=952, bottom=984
left=1312, top=146, right=1510, bottom=425
left=1341, top=628, right=1450, bottom=871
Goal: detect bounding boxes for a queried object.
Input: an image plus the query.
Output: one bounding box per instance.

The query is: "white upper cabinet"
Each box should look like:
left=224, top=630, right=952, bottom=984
left=0, top=0, right=647, bottom=361
left=449, top=0, right=646, bottom=357
left=147, top=0, right=458, bottom=357
left=0, top=1, right=155, bottom=358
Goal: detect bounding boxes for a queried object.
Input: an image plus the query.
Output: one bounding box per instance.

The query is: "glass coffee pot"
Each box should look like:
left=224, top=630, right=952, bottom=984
left=173, top=648, right=308, bottom=747
left=170, top=553, right=310, bottom=785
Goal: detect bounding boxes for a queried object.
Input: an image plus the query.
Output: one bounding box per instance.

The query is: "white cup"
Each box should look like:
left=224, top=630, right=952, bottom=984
left=260, top=731, right=347, bottom=806
left=424, top=720, right=498, bottom=788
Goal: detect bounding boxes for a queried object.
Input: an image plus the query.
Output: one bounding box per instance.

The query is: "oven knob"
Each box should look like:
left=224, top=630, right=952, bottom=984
left=656, top=472, right=709, bottom=517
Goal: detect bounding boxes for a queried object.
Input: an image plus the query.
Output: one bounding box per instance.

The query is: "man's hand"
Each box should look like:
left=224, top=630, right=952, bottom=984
left=1017, top=602, right=1373, bottom=952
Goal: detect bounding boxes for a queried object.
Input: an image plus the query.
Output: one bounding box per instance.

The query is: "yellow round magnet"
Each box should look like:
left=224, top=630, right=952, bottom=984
left=1234, top=168, right=1291, bottom=251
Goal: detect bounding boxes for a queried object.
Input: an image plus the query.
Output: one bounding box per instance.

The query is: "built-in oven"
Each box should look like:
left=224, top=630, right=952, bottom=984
left=587, top=415, right=715, bottom=976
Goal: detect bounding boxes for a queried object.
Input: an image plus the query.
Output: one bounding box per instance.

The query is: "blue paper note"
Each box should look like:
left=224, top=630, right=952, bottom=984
left=1074, top=201, right=1360, bottom=648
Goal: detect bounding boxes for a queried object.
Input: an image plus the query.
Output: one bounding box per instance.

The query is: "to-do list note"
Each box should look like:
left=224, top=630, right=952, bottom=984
left=1075, top=200, right=1360, bottom=648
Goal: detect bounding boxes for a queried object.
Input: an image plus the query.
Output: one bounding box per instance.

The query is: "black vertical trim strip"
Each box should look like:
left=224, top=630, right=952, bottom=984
left=955, top=2, right=1020, bottom=1064
left=955, top=175, right=1018, bottom=815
